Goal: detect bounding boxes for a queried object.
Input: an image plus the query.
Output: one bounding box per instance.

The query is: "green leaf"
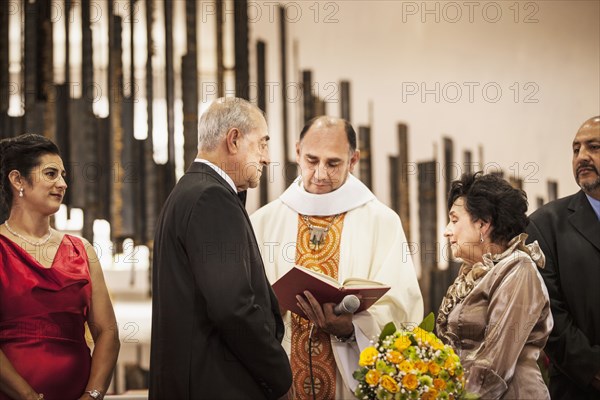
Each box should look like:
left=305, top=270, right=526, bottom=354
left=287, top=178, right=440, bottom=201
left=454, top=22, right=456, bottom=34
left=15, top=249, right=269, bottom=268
left=379, top=321, right=397, bottom=341
left=419, top=312, right=435, bottom=332
left=352, top=368, right=367, bottom=381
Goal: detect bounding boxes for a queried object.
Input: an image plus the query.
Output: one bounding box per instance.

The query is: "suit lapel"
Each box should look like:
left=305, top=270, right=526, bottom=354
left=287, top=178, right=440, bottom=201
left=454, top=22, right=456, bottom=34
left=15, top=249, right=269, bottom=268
left=568, top=190, right=600, bottom=252
left=188, top=164, right=281, bottom=326
left=187, top=162, right=254, bottom=227
left=187, top=162, right=246, bottom=203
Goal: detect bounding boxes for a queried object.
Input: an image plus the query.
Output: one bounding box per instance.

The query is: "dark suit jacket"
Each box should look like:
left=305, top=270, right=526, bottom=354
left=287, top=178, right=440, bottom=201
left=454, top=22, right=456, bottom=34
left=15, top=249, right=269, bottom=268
left=149, top=162, right=292, bottom=399
left=526, top=191, right=600, bottom=399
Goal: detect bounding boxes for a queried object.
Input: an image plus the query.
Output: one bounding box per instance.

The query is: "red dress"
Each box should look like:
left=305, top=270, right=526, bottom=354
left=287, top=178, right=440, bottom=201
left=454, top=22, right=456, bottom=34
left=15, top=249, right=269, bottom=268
left=0, top=234, right=92, bottom=400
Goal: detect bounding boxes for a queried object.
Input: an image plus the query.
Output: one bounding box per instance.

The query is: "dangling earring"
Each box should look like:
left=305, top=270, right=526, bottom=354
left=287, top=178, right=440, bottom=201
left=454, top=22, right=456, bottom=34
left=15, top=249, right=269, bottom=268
left=19, top=188, right=24, bottom=198
left=479, top=232, right=484, bottom=243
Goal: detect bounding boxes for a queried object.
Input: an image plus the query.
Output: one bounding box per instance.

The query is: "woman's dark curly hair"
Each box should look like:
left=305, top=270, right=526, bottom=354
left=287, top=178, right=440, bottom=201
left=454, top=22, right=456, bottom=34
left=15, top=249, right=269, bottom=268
left=447, top=172, right=529, bottom=245
left=0, top=134, right=61, bottom=215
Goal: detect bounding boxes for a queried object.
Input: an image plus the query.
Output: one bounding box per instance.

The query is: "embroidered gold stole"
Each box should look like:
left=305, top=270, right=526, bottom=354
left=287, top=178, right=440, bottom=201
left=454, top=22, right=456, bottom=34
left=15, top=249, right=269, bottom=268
left=290, top=213, right=346, bottom=399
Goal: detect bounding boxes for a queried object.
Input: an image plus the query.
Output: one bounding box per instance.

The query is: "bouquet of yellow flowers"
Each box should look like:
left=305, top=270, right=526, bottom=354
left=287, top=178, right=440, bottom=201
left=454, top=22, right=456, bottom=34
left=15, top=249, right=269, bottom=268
left=353, top=313, right=468, bottom=400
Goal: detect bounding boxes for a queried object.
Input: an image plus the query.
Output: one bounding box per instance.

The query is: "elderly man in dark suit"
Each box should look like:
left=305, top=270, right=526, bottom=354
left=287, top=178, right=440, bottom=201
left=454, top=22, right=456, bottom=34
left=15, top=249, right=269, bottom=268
left=526, top=116, right=600, bottom=399
left=149, top=97, right=292, bottom=399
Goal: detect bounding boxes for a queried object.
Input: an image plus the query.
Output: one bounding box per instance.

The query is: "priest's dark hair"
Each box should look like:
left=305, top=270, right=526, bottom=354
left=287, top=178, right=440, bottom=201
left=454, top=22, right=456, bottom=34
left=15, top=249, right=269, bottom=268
left=299, top=116, right=357, bottom=152
left=447, top=171, right=529, bottom=246
left=0, top=134, right=61, bottom=216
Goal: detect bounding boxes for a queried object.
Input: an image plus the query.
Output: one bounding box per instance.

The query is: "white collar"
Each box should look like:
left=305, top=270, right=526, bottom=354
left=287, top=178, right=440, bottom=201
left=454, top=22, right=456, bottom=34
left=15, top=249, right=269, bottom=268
left=194, top=158, right=237, bottom=193
left=279, top=174, right=375, bottom=216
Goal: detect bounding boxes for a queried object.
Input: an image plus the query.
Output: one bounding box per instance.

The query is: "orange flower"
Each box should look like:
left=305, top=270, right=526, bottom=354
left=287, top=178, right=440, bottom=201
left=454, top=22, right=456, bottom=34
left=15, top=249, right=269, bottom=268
left=386, top=350, right=403, bottom=364
left=394, top=335, right=411, bottom=351
left=415, top=361, right=428, bottom=373
left=365, top=369, right=381, bottom=386
left=401, top=373, right=418, bottom=391
left=433, top=378, right=447, bottom=390
left=381, top=375, right=400, bottom=393
left=359, top=347, right=379, bottom=366
left=428, top=361, right=441, bottom=375
left=422, top=388, right=438, bottom=400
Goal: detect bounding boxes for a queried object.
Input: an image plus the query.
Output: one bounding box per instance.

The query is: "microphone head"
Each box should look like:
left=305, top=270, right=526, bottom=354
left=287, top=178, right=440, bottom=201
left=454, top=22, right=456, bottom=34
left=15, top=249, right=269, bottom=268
left=340, top=294, right=360, bottom=314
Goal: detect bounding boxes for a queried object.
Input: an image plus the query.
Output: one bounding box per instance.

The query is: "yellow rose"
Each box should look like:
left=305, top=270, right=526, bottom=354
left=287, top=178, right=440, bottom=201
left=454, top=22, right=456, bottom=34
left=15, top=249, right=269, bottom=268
left=415, top=361, right=428, bottom=373
left=431, top=338, right=444, bottom=351
left=401, top=373, right=418, bottom=391
left=428, top=361, right=441, bottom=375
left=399, top=360, right=414, bottom=373
left=359, top=347, right=379, bottom=366
left=444, top=356, right=456, bottom=369
left=412, top=327, right=428, bottom=342
left=433, top=378, right=447, bottom=390
left=381, top=375, right=400, bottom=393
left=394, top=335, right=411, bottom=351
left=426, top=333, right=437, bottom=344
left=365, top=369, right=381, bottom=386
left=386, top=350, right=403, bottom=364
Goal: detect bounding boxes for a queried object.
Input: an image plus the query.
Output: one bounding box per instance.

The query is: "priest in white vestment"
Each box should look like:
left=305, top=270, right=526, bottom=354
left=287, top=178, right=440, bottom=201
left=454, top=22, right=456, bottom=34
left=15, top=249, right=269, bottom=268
left=251, top=116, right=424, bottom=399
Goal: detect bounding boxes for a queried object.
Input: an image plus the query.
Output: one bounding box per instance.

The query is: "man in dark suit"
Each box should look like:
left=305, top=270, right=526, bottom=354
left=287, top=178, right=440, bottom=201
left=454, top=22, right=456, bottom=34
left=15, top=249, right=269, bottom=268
left=149, top=97, right=292, bottom=399
left=527, top=116, right=600, bottom=399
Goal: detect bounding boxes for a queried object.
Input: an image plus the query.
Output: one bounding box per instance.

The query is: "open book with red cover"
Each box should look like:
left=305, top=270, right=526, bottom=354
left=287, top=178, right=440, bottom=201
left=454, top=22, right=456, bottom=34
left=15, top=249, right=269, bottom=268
left=272, top=265, right=391, bottom=319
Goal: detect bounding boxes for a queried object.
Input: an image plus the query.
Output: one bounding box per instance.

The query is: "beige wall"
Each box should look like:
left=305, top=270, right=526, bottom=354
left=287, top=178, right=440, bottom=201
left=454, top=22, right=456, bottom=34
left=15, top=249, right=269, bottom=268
left=244, top=0, right=599, bottom=271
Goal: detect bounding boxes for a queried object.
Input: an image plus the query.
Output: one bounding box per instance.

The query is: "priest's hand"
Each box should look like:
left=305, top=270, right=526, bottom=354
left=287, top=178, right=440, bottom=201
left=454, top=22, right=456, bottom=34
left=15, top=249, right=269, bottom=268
left=296, top=291, right=354, bottom=338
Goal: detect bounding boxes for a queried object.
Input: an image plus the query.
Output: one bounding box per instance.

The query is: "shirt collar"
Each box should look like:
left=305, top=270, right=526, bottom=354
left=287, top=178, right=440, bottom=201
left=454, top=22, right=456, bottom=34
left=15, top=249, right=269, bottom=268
left=194, top=158, right=237, bottom=193
left=585, top=193, right=600, bottom=221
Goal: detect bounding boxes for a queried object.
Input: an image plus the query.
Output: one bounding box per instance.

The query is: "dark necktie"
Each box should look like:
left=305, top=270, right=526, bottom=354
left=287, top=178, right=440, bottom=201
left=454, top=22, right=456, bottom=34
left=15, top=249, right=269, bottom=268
left=237, top=190, right=247, bottom=206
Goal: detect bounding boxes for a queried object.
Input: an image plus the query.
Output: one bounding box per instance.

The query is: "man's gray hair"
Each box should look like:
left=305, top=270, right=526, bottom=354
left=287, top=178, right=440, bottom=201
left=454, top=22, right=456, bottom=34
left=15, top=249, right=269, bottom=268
left=197, top=97, right=264, bottom=152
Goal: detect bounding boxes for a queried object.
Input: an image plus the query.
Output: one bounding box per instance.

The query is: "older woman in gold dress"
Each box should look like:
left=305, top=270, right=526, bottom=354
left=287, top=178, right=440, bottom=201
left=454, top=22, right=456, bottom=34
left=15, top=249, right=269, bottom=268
left=436, top=172, right=552, bottom=399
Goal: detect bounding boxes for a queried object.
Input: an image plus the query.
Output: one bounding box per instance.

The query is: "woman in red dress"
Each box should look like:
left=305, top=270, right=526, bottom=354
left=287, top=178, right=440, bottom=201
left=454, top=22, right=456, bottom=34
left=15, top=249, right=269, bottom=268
left=0, top=134, right=120, bottom=400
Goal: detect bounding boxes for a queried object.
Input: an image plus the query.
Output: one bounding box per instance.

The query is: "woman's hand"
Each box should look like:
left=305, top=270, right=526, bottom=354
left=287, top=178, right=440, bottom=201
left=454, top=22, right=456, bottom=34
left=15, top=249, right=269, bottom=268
left=0, top=350, right=41, bottom=400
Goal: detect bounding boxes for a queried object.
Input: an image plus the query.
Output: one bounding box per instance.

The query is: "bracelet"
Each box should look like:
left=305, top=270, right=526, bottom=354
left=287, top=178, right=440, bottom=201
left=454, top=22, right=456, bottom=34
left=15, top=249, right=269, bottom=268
left=37, top=394, right=44, bottom=400
left=85, top=389, right=104, bottom=399
left=333, top=330, right=356, bottom=343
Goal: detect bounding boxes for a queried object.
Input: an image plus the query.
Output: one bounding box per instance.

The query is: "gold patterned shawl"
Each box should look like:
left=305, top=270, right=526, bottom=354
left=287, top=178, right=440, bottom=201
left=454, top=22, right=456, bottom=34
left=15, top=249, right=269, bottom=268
left=436, top=233, right=545, bottom=344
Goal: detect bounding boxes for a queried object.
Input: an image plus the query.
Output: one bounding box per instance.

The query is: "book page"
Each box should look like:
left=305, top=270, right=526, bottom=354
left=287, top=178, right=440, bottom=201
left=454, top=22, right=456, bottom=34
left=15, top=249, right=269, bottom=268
left=273, top=266, right=391, bottom=317
left=299, top=266, right=342, bottom=288
left=342, top=277, right=388, bottom=288
left=300, top=267, right=388, bottom=289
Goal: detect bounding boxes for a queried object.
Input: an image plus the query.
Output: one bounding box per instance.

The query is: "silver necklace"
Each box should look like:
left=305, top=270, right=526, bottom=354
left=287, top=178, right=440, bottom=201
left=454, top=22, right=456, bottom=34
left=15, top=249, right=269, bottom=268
left=301, top=214, right=340, bottom=251
left=4, top=221, right=53, bottom=246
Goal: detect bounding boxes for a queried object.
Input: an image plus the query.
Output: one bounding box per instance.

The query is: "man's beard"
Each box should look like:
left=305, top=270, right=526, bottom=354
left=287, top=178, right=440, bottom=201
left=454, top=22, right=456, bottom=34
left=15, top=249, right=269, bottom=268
left=576, top=162, right=600, bottom=194
left=580, top=176, right=600, bottom=193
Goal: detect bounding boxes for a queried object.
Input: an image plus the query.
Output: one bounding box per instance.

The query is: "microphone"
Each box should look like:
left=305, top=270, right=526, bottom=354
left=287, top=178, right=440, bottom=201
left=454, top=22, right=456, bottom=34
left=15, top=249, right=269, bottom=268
left=333, top=295, right=360, bottom=315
